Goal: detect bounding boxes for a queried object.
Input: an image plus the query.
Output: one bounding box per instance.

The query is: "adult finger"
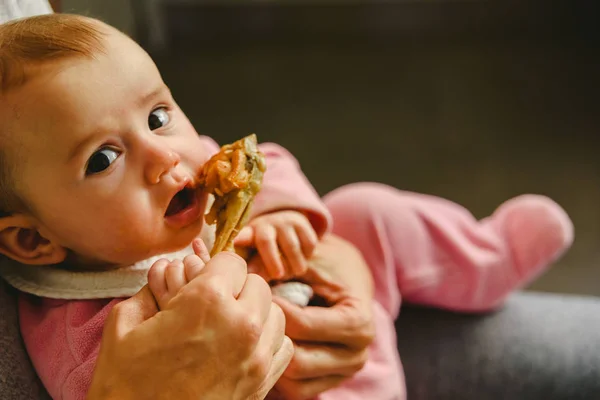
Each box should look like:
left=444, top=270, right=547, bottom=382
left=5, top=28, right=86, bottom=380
left=192, top=238, right=211, bottom=263
left=294, top=220, right=318, bottom=258
left=237, top=273, right=274, bottom=325
left=252, top=303, right=287, bottom=362
left=283, top=343, right=368, bottom=380
left=278, top=226, right=307, bottom=277
left=196, top=251, right=248, bottom=298
left=251, top=335, right=295, bottom=400
left=276, top=374, right=347, bottom=400
left=236, top=303, right=293, bottom=400
left=255, top=224, right=285, bottom=279
left=273, top=297, right=374, bottom=350
left=103, top=285, right=158, bottom=339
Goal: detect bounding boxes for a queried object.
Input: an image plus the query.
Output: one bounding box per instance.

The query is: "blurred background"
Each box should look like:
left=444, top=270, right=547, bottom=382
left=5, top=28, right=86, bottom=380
left=59, top=0, right=599, bottom=296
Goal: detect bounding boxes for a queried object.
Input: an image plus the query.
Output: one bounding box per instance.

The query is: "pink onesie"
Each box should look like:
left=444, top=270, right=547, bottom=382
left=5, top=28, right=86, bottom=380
left=10, top=139, right=573, bottom=400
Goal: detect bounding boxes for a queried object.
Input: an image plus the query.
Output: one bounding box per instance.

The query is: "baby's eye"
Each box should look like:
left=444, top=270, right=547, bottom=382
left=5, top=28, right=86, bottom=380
left=148, top=107, right=170, bottom=131
left=86, top=148, right=119, bottom=176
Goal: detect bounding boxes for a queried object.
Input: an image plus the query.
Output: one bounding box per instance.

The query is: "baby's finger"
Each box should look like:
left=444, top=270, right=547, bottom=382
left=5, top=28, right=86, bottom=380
left=192, top=238, right=211, bottom=264
left=233, top=226, right=255, bottom=247
left=278, top=226, right=307, bottom=277
left=294, top=220, right=319, bottom=258
left=147, top=258, right=169, bottom=308
left=165, top=259, right=186, bottom=294
left=183, top=254, right=206, bottom=281
left=255, top=224, right=285, bottom=279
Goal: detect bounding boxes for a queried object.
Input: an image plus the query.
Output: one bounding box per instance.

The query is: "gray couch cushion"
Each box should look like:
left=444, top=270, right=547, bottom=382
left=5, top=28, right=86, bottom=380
left=0, top=281, right=47, bottom=400
left=398, top=292, right=600, bottom=400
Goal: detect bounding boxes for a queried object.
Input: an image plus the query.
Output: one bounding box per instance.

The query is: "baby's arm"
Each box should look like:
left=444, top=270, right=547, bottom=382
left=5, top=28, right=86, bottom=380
left=239, top=143, right=331, bottom=282
left=200, top=136, right=331, bottom=281
left=235, top=210, right=318, bottom=280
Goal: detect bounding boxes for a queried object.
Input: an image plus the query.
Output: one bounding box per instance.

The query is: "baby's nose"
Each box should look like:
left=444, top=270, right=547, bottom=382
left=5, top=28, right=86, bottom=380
left=145, top=147, right=181, bottom=184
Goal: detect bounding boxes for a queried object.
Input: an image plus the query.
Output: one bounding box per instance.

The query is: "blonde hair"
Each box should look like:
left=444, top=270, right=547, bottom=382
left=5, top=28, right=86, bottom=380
left=0, top=13, right=106, bottom=214
left=0, top=13, right=106, bottom=92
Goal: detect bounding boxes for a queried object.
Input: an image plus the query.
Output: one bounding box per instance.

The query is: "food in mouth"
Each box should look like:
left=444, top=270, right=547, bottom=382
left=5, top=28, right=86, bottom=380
left=198, top=134, right=266, bottom=256
left=165, top=187, right=196, bottom=217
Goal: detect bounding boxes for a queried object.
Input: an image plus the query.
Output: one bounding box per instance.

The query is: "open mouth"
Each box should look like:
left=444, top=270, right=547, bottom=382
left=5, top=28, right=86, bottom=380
left=165, top=187, right=196, bottom=217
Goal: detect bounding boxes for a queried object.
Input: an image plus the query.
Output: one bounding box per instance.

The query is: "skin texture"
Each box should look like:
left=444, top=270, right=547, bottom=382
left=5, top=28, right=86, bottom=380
left=0, top=16, right=376, bottom=399
left=249, top=234, right=376, bottom=399
left=236, top=210, right=319, bottom=280
left=0, top=22, right=211, bottom=268
left=88, top=248, right=294, bottom=400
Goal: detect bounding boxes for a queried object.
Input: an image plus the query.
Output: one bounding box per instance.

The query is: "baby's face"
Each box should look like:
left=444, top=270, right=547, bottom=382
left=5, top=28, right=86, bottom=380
left=2, top=28, right=211, bottom=268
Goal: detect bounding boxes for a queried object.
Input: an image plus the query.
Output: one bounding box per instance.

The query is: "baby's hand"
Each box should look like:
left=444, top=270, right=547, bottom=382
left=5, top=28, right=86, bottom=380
left=147, top=238, right=211, bottom=310
left=235, top=210, right=318, bottom=281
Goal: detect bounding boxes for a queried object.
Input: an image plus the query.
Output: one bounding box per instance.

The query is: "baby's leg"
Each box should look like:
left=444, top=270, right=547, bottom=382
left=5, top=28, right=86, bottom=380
left=315, top=182, right=572, bottom=400
left=323, top=182, right=573, bottom=314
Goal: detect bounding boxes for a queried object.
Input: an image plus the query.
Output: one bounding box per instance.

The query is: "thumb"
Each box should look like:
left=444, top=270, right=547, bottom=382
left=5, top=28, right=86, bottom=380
left=105, top=285, right=159, bottom=338
left=234, top=226, right=254, bottom=246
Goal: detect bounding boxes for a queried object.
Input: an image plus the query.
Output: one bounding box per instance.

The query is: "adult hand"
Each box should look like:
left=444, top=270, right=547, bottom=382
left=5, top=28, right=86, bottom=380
left=254, top=234, right=376, bottom=400
left=87, top=252, right=294, bottom=400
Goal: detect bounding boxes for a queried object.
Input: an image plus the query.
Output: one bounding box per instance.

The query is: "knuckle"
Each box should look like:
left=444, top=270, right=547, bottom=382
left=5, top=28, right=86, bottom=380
left=357, top=323, right=376, bottom=347
left=192, top=277, right=227, bottom=305
left=346, top=311, right=375, bottom=346
left=238, top=314, right=263, bottom=345
left=281, top=349, right=304, bottom=379
left=109, top=301, right=127, bottom=317
left=255, top=229, right=274, bottom=245
left=350, top=350, right=369, bottom=373
left=248, top=273, right=273, bottom=299
left=246, top=351, right=270, bottom=382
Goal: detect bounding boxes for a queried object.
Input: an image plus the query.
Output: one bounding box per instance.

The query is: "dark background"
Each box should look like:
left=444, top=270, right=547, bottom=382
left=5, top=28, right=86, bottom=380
left=67, top=0, right=600, bottom=296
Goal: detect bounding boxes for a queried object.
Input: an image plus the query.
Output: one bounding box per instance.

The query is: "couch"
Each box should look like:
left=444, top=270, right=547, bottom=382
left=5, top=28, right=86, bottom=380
left=2, top=279, right=599, bottom=399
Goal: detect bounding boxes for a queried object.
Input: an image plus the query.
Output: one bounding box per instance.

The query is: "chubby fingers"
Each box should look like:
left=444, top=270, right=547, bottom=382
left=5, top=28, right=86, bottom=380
left=278, top=226, right=307, bottom=278
left=195, top=251, right=249, bottom=298
left=290, top=214, right=318, bottom=258
left=275, top=212, right=318, bottom=278
left=255, top=224, right=285, bottom=279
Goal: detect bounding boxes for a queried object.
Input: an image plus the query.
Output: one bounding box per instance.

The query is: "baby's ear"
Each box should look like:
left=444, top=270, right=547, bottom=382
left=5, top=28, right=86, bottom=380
left=0, top=214, right=67, bottom=265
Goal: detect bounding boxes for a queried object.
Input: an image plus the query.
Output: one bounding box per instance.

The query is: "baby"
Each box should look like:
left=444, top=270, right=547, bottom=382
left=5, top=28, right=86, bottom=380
left=0, top=14, right=574, bottom=400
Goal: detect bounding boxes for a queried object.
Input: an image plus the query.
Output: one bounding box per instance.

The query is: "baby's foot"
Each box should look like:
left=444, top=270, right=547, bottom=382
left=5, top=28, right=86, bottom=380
left=148, top=239, right=211, bottom=310
left=487, top=194, right=574, bottom=282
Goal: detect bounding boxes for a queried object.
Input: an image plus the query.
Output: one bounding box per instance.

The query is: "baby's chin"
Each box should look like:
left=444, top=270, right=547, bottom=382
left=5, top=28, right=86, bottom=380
left=62, top=239, right=197, bottom=271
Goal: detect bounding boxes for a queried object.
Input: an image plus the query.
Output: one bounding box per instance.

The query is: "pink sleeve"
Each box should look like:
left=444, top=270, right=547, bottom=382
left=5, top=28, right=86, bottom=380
left=18, top=295, right=121, bottom=400
left=200, top=136, right=331, bottom=237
